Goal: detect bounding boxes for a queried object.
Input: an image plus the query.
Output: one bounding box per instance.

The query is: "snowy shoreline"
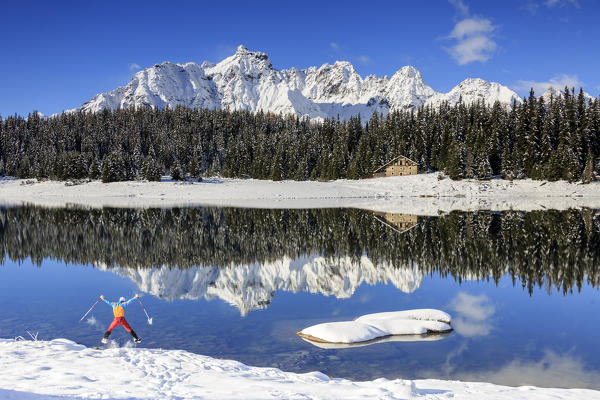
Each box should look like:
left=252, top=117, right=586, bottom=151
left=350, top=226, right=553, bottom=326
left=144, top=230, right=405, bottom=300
left=1, top=173, right=600, bottom=214
left=1, top=338, right=599, bottom=400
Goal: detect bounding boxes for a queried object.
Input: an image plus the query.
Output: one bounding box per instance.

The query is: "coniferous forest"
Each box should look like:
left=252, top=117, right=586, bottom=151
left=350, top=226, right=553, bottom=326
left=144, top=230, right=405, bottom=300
left=1, top=88, right=599, bottom=183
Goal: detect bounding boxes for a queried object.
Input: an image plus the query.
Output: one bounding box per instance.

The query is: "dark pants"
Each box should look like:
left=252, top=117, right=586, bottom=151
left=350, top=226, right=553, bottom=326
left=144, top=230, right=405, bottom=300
left=103, top=317, right=139, bottom=340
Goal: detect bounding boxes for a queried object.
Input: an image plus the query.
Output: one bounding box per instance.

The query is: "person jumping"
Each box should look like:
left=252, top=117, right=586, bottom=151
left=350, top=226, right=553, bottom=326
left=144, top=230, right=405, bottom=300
left=100, top=294, right=142, bottom=343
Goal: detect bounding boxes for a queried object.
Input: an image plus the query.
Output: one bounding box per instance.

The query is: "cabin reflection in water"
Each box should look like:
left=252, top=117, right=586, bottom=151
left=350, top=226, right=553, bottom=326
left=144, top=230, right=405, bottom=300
left=372, top=212, right=419, bottom=233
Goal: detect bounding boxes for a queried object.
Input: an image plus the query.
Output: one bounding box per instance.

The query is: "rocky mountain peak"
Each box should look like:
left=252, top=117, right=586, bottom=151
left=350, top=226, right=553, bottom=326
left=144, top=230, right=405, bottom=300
left=332, top=60, right=355, bottom=70
left=232, top=44, right=270, bottom=63
left=425, top=77, right=523, bottom=108
left=206, top=45, right=272, bottom=79
left=394, top=65, right=421, bottom=79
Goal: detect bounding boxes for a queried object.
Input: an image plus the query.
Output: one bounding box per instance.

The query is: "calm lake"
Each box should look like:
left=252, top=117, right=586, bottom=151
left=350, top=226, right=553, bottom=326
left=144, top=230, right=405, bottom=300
left=0, top=206, right=599, bottom=389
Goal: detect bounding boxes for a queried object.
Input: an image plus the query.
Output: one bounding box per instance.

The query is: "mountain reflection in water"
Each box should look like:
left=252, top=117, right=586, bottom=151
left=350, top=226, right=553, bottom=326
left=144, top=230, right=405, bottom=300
left=104, top=256, right=422, bottom=315
left=1, top=206, right=599, bottom=301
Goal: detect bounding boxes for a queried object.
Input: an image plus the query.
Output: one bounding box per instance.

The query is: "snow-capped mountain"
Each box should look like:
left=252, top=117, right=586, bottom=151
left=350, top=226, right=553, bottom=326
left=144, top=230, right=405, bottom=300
left=540, top=86, right=595, bottom=104
left=100, top=254, right=423, bottom=315
left=80, top=45, right=522, bottom=120
left=425, top=78, right=522, bottom=108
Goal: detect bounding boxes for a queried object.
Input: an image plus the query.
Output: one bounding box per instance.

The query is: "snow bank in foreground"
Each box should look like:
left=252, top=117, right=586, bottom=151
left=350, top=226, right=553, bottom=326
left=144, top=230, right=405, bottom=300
left=2, top=173, right=600, bottom=214
left=298, top=309, right=452, bottom=344
left=0, top=339, right=598, bottom=400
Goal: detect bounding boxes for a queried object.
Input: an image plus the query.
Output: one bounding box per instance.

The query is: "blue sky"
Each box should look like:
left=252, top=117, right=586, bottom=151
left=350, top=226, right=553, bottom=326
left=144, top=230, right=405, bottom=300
left=1, top=0, right=598, bottom=117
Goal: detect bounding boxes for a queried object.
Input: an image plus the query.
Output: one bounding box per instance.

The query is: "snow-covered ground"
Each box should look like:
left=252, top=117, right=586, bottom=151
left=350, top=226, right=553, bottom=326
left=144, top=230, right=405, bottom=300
left=1, top=338, right=599, bottom=400
left=2, top=173, right=600, bottom=214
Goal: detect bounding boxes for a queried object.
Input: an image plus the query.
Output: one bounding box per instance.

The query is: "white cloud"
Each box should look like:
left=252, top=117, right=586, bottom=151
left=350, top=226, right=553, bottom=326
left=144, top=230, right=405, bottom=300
left=446, top=17, right=497, bottom=65
left=358, top=55, right=371, bottom=64
left=525, top=1, right=579, bottom=16
left=330, top=42, right=339, bottom=50
left=449, top=0, right=469, bottom=16
left=445, top=1, right=498, bottom=66
left=545, top=0, right=580, bottom=8
left=448, top=18, right=495, bottom=40
left=524, top=1, right=540, bottom=14
left=449, top=292, right=495, bottom=337
left=128, top=63, right=141, bottom=73
left=512, top=74, right=584, bottom=94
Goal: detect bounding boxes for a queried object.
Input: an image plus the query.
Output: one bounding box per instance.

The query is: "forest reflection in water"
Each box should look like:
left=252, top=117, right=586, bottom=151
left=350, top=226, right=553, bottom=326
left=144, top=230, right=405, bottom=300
left=1, top=205, right=599, bottom=299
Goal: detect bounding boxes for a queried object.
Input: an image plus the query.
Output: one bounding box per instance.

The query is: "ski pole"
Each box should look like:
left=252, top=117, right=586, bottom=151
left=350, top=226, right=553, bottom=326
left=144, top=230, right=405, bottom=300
left=136, top=297, right=153, bottom=325
left=79, top=298, right=101, bottom=322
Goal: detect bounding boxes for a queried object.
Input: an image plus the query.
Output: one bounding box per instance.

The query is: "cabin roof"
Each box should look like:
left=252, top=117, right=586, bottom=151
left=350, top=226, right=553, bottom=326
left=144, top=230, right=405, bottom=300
left=372, top=155, right=418, bottom=174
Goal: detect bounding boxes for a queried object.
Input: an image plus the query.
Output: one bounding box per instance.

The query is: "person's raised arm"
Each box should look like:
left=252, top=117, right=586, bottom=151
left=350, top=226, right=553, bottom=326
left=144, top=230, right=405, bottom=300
left=124, top=294, right=139, bottom=306
left=100, top=295, right=111, bottom=306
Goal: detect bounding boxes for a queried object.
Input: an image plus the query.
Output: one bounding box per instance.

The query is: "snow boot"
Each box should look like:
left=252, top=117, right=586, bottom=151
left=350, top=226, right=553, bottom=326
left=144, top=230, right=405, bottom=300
left=102, top=331, right=111, bottom=344
left=130, top=330, right=141, bottom=343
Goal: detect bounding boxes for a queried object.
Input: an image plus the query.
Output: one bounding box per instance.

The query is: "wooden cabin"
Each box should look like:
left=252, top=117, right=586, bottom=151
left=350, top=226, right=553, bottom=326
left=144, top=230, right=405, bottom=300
left=373, top=212, right=418, bottom=232
left=372, top=156, right=418, bottom=178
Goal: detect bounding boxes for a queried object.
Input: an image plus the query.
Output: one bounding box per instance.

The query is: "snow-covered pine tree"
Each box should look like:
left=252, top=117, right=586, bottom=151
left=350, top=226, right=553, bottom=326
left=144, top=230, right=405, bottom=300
left=88, top=157, right=100, bottom=180
left=581, top=153, right=594, bottom=183
left=445, top=140, right=464, bottom=180
left=170, top=159, right=183, bottom=181
left=101, top=151, right=125, bottom=183
left=142, top=156, right=161, bottom=181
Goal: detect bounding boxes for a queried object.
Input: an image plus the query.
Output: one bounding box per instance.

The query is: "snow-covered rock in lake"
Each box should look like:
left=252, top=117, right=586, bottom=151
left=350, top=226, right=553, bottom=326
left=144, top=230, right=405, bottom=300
left=101, top=255, right=423, bottom=315
left=78, top=45, right=521, bottom=120
left=298, top=309, right=452, bottom=344
left=301, top=330, right=451, bottom=349
left=426, top=78, right=522, bottom=108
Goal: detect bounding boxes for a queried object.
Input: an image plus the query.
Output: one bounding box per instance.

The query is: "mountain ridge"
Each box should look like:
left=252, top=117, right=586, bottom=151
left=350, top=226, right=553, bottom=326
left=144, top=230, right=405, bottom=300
left=80, top=45, right=526, bottom=120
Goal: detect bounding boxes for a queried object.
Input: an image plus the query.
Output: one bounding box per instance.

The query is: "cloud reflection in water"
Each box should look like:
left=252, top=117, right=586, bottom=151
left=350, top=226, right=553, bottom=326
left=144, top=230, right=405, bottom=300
left=462, top=350, right=600, bottom=389
left=449, top=292, right=495, bottom=337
